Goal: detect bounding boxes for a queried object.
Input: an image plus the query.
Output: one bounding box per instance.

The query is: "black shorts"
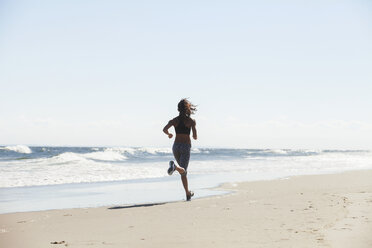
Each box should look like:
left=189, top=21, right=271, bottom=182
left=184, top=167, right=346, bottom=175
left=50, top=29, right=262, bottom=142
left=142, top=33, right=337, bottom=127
left=172, top=143, right=191, bottom=172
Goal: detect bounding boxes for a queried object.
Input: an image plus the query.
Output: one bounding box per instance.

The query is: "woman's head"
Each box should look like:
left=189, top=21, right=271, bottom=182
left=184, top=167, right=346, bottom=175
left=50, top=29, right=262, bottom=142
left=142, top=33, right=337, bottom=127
left=178, top=98, right=197, bottom=117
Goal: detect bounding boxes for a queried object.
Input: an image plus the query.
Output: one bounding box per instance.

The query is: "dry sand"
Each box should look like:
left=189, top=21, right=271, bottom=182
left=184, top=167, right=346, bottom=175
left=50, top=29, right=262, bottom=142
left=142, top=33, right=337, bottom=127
left=1, top=170, right=371, bottom=248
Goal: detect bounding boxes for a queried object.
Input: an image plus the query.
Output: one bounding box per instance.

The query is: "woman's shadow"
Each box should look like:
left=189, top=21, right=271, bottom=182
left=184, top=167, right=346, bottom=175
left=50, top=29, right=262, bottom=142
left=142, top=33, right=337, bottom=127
left=108, top=202, right=166, bottom=210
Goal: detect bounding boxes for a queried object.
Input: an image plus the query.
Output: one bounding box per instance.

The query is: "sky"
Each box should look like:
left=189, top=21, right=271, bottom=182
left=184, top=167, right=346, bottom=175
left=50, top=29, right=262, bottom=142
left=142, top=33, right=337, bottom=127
left=0, top=0, right=371, bottom=149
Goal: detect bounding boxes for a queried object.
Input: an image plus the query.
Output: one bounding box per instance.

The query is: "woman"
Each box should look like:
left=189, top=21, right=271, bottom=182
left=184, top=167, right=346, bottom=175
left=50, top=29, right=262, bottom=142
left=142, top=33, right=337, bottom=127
left=163, top=99, right=197, bottom=201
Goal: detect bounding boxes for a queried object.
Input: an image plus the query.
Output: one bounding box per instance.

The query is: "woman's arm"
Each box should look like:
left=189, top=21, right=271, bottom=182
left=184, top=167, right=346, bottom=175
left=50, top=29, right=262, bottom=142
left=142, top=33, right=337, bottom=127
left=163, top=119, right=174, bottom=139
left=192, top=119, right=197, bottom=140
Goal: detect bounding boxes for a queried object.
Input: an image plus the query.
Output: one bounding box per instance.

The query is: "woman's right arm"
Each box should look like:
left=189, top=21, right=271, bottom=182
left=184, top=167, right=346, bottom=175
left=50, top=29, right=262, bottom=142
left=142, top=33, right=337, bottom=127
left=163, top=119, right=174, bottom=139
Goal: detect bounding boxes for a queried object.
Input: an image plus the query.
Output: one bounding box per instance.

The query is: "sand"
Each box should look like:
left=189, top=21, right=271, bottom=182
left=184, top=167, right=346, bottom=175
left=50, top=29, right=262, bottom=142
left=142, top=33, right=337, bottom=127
left=1, top=170, right=371, bottom=248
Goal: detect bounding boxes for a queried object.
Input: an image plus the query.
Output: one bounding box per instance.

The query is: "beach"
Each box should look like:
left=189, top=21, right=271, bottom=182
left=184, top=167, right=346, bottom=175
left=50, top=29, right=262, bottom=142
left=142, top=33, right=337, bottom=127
left=2, top=1, right=371, bottom=247
left=1, top=170, right=371, bottom=248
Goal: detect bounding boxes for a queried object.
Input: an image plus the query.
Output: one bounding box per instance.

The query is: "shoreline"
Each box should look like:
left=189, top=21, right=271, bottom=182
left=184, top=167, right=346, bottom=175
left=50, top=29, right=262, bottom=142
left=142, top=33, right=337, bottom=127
left=1, top=168, right=371, bottom=215
left=1, top=170, right=371, bottom=247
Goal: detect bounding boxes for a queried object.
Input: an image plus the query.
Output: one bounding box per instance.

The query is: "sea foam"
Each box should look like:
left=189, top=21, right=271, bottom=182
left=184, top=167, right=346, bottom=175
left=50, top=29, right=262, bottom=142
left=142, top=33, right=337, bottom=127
left=2, top=145, right=32, bottom=154
left=0, top=147, right=371, bottom=188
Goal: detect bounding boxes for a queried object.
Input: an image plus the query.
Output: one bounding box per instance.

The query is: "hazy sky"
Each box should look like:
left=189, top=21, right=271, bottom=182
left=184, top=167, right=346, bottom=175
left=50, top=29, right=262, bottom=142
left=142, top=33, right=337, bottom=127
left=1, top=0, right=371, bottom=149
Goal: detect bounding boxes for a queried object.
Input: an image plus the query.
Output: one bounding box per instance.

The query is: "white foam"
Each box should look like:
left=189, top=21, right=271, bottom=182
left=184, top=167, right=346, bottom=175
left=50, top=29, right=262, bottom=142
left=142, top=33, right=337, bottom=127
left=103, top=147, right=173, bottom=155
left=0, top=159, right=165, bottom=188
left=2, top=145, right=32, bottom=154
left=0, top=149, right=371, bottom=188
left=53, top=152, right=89, bottom=163
left=137, top=147, right=172, bottom=155
left=50, top=151, right=127, bottom=163
left=191, top=148, right=201, bottom=153
left=270, top=149, right=288, bottom=155
left=105, top=147, right=137, bottom=155
left=82, top=151, right=127, bottom=161
left=103, top=147, right=172, bottom=156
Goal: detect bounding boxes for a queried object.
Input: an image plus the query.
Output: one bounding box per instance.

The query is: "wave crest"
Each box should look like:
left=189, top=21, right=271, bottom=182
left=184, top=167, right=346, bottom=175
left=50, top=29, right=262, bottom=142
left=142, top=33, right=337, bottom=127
left=2, top=145, right=32, bottom=154
left=83, top=151, right=127, bottom=161
left=105, top=147, right=172, bottom=156
left=52, top=151, right=127, bottom=163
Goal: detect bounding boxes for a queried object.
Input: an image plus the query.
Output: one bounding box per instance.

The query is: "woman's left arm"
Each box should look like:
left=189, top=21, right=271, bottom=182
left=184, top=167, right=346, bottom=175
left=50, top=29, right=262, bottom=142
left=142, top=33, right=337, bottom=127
left=192, top=119, right=197, bottom=140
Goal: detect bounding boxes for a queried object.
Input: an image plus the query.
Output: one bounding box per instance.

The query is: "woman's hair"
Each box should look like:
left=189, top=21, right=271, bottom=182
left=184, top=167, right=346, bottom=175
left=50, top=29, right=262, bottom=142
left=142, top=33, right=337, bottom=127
left=178, top=98, right=197, bottom=118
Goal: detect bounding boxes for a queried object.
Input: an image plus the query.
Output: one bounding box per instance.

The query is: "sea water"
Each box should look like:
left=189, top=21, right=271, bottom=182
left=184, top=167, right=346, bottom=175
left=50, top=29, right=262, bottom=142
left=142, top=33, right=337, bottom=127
left=0, top=145, right=371, bottom=213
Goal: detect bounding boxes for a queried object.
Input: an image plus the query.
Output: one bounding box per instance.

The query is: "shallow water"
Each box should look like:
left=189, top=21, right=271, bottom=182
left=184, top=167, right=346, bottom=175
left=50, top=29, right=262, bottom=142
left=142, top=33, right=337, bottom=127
left=0, top=146, right=371, bottom=213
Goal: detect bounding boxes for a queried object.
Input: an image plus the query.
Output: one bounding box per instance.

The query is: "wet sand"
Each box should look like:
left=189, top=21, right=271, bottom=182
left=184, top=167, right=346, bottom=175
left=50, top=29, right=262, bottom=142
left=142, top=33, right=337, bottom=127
left=1, top=170, right=371, bottom=247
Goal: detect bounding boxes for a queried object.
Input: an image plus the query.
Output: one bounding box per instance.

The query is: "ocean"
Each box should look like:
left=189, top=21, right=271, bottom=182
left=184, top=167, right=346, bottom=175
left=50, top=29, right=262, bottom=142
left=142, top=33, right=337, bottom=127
left=0, top=145, right=371, bottom=214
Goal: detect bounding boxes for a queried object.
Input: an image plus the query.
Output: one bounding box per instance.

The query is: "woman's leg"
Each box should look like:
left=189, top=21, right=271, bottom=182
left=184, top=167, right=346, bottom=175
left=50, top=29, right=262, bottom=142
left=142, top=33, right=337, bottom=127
left=181, top=174, right=189, bottom=195
left=178, top=144, right=192, bottom=198
left=173, top=143, right=193, bottom=199
left=173, top=156, right=186, bottom=174
left=172, top=144, right=186, bottom=174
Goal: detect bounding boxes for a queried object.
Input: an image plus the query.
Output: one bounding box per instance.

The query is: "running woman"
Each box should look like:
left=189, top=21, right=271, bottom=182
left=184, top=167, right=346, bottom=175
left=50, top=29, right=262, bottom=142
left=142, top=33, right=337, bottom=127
left=163, top=99, right=197, bottom=201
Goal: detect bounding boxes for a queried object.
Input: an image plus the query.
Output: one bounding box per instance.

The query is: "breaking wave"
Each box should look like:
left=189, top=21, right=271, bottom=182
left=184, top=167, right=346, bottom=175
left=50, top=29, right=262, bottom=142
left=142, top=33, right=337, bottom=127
left=1, top=145, right=32, bottom=154
left=0, top=147, right=371, bottom=188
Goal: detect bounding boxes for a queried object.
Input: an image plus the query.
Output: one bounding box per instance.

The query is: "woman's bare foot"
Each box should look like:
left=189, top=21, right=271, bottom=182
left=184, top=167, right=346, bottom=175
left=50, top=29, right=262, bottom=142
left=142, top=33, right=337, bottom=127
left=186, top=191, right=194, bottom=201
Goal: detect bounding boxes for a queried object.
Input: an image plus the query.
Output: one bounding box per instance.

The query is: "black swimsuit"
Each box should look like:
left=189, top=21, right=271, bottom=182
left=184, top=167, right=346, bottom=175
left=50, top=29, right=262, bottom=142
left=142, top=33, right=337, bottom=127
left=175, top=117, right=191, bottom=135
